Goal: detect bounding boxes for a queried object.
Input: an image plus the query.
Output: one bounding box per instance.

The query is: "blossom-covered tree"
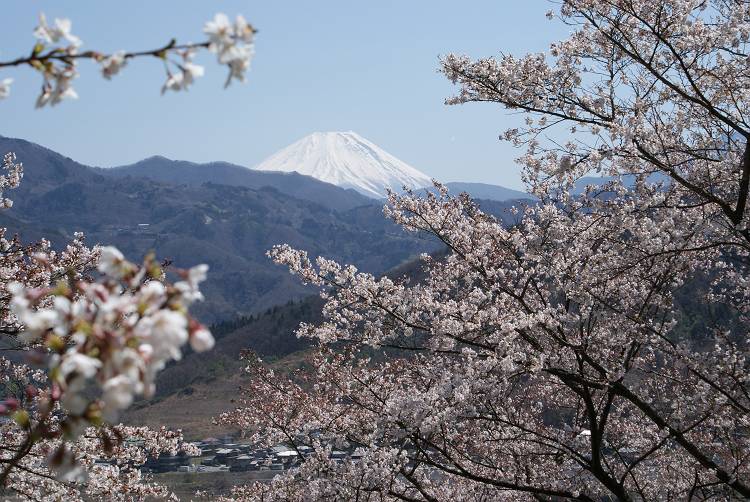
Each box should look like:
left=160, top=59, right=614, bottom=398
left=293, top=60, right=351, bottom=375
left=0, top=10, right=256, bottom=499
left=219, top=1, right=750, bottom=499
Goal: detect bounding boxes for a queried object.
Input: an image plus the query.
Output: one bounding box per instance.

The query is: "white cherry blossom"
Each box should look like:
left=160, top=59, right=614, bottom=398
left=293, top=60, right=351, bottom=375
left=99, top=51, right=127, bottom=80
left=190, top=326, right=215, bottom=352
left=0, top=78, right=11, bottom=99
left=33, top=14, right=81, bottom=48
left=204, top=13, right=233, bottom=48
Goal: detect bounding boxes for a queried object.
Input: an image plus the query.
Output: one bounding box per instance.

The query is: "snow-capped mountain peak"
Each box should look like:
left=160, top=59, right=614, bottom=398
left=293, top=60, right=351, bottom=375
left=253, top=131, right=432, bottom=198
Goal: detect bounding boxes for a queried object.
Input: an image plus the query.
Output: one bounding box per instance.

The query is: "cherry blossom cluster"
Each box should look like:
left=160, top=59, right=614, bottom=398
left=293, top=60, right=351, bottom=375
left=2, top=421, right=196, bottom=500
left=1, top=316, right=198, bottom=500
left=0, top=152, right=23, bottom=208
left=6, top=247, right=214, bottom=425
left=203, top=13, right=256, bottom=89
left=221, top=1, right=750, bottom=499
left=0, top=12, right=256, bottom=107
left=0, top=153, right=213, bottom=498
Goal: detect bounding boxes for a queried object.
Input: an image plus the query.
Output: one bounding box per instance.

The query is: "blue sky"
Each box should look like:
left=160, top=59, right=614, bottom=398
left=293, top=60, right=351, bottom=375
left=0, top=2, right=566, bottom=189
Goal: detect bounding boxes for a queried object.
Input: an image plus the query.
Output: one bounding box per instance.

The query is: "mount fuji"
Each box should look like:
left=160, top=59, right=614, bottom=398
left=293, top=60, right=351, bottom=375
left=254, top=131, right=432, bottom=198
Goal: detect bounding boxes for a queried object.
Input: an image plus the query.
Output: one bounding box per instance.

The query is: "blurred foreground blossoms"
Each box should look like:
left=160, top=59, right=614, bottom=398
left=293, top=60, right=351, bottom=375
left=7, top=246, right=213, bottom=422
left=0, top=152, right=214, bottom=499
left=217, top=0, right=750, bottom=500
left=0, top=11, right=256, bottom=107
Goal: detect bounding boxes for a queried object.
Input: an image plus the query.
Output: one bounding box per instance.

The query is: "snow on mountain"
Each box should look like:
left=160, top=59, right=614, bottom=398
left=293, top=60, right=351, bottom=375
left=254, top=131, right=432, bottom=198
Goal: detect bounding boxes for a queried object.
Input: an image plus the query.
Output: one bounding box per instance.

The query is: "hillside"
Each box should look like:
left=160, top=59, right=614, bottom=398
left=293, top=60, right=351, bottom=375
left=124, top=247, right=477, bottom=438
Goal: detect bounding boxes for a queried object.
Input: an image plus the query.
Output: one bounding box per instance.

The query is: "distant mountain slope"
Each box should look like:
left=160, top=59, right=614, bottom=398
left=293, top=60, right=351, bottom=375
left=0, top=136, right=440, bottom=323
left=255, top=131, right=432, bottom=198
left=104, top=156, right=371, bottom=212
left=444, top=181, right=531, bottom=202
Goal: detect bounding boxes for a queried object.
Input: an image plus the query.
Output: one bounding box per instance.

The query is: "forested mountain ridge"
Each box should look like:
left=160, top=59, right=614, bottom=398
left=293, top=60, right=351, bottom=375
left=105, top=154, right=371, bottom=212
left=0, top=135, right=445, bottom=322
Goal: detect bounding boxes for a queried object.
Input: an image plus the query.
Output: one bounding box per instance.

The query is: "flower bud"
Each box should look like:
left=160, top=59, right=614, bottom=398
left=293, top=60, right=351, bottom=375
left=13, top=409, right=30, bottom=427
